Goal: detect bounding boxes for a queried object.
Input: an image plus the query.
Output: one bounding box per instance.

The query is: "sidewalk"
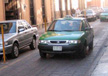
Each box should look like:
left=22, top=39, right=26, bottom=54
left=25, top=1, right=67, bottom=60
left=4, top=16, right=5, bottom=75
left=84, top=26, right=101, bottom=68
left=91, top=43, right=108, bottom=76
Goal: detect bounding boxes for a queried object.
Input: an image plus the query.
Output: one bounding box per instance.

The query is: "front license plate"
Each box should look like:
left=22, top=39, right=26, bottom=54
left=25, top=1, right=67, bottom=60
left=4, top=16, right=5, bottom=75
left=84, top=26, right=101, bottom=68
left=53, top=46, right=62, bottom=51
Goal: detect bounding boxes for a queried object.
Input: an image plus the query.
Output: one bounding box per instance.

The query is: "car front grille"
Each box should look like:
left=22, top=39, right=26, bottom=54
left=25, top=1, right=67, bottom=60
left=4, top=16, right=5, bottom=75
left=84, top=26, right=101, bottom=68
left=50, top=41, right=66, bottom=44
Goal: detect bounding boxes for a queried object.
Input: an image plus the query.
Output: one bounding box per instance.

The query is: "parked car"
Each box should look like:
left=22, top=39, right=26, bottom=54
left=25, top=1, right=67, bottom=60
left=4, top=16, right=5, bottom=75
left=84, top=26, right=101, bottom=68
left=100, top=8, right=108, bottom=22
left=38, top=16, right=94, bottom=58
left=80, top=9, right=97, bottom=21
left=88, top=6, right=102, bottom=18
left=0, top=20, right=38, bottom=58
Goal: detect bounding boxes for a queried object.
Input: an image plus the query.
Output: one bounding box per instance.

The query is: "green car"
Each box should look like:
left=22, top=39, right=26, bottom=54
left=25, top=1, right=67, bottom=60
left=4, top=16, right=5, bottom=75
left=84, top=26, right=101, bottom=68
left=38, top=16, right=94, bottom=58
left=100, top=8, right=108, bottom=22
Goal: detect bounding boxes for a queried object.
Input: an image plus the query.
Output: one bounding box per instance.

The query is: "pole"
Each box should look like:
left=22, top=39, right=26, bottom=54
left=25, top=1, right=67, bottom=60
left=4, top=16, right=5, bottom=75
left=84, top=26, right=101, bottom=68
left=1, top=25, right=6, bottom=63
left=44, top=17, right=47, bottom=32
left=19, top=0, right=22, bottom=19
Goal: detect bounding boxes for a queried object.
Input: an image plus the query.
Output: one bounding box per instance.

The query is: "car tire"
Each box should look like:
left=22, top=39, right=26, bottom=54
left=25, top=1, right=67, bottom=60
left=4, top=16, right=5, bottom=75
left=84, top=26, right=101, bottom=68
left=39, top=50, right=46, bottom=58
left=30, top=38, right=36, bottom=50
left=11, top=43, right=19, bottom=58
left=79, top=44, right=88, bottom=58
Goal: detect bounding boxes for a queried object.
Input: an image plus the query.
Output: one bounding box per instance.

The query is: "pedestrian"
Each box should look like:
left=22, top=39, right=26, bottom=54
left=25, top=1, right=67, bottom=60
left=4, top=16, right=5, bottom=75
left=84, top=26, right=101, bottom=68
left=71, top=8, right=76, bottom=17
left=76, top=8, right=81, bottom=17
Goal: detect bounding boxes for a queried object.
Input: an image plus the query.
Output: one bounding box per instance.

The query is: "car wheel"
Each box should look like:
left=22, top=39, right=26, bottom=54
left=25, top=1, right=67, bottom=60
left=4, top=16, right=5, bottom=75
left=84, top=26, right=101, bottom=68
left=11, top=43, right=19, bottom=58
left=79, top=44, right=89, bottom=58
left=30, top=38, right=36, bottom=50
left=39, top=50, right=46, bottom=58
left=89, top=40, right=93, bottom=51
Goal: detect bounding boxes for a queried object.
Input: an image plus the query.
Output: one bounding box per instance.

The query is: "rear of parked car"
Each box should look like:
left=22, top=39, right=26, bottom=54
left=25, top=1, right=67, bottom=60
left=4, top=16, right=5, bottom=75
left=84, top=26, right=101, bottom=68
left=100, top=8, right=108, bottom=22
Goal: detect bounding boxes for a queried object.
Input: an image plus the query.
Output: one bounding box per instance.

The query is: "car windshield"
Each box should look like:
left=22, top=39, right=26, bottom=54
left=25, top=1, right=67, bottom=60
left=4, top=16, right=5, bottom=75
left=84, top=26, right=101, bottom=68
left=86, top=10, right=93, bottom=14
left=0, top=22, right=16, bottom=34
left=48, top=20, right=81, bottom=31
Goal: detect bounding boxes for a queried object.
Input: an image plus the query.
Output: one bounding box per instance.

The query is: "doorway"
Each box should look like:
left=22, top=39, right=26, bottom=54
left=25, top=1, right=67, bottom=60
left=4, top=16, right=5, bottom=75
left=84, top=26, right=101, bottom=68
left=29, top=0, right=36, bottom=25
left=5, top=0, right=19, bottom=20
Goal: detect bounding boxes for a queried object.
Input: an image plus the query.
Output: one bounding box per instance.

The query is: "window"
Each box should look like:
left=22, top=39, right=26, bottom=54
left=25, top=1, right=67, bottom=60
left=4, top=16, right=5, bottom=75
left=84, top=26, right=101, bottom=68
left=18, top=22, right=25, bottom=31
left=0, top=22, right=16, bottom=34
left=22, top=21, right=31, bottom=29
left=84, top=20, right=90, bottom=28
left=82, top=20, right=90, bottom=30
left=29, top=0, right=36, bottom=25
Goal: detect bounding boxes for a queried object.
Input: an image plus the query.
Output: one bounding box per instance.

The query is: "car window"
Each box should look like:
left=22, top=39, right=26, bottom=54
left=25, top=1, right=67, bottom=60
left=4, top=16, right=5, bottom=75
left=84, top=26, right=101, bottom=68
left=22, top=21, right=31, bottom=29
left=0, top=22, right=16, bottom=34
left=86, top=10, right=93, bottom=14
left=82, top=21, right=86, bottom=30
left=84, top=20, right=90, bottom=28
left=18, top=21, right=25, bottom=31
left=48, top=20, right=81, bottom=31
left=82, top=20, right=90, bottom=29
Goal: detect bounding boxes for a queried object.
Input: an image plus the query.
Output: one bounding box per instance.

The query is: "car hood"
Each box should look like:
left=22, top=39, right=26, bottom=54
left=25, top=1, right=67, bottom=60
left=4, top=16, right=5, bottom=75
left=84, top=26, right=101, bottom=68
left=40, top=31, right=85, bottom=40
left=0, top=33, right=16, bottom=43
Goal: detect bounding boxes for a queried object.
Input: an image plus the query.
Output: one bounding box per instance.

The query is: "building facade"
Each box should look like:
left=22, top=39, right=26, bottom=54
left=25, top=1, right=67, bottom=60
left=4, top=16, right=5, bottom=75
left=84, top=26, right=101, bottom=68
left=0, top=0, right=5, bottom=21
left=103, top=0, right=108, bottom=7
left=87, top=0, right=101, bottom=7
left=0, top=0, right=86, bottom=28
left=78, top=0, right=86, bottom=10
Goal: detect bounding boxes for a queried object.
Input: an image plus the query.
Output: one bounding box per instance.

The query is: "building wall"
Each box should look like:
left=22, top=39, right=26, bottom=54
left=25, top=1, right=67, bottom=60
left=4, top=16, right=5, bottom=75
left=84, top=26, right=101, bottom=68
left=0, top=0, right=5, bottom=21
left=103, top=0, right=108, bottom=7
left=20, top=0, right=31, bottom=23
left=78, top=0, right=85, bottom=10
left=87, top=0, right=101, bottom=7
left=61, top=0, right=66, bottom=17
left=34, top=0, right=43, bottom=25
left=54, top=0, right=60, bottom=18
left=45, top=0, right=52, bottom=23
left=67, top=0, right=71, bottom=15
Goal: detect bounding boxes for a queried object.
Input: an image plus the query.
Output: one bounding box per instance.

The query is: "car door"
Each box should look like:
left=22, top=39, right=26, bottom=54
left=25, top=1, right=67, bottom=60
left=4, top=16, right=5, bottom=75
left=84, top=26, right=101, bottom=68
left=83, top=20, right=92, bottom=44
left=85, top=20, right=94, bottom=42
left=17, top=21, right=27, bottom=48
left=21, top=21, right=33, bottom=45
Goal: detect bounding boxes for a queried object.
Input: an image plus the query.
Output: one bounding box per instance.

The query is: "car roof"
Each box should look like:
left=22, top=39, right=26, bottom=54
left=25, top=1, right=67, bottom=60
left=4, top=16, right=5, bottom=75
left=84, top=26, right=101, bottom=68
left=55, top=17, right=85, bottom=21
left=0, top=19, right=25, bottom=24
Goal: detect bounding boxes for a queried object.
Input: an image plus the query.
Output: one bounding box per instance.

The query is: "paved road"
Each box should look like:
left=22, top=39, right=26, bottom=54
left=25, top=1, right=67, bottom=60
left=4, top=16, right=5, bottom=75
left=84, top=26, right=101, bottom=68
left=0, top=19, right=108, bottom=76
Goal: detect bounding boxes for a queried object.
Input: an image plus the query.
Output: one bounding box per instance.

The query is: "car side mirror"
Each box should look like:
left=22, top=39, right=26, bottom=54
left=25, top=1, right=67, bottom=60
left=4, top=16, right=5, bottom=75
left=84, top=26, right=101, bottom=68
left=18, top=28, right=25, bottom=33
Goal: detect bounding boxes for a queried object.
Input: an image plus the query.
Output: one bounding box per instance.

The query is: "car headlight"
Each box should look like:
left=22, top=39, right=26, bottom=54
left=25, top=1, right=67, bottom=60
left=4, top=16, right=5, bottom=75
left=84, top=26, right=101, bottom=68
left=0, top=42, right=8, bottom=46
left=66, top=40, right=81, bottom=44
left=39, top=40, right=50, bottom=44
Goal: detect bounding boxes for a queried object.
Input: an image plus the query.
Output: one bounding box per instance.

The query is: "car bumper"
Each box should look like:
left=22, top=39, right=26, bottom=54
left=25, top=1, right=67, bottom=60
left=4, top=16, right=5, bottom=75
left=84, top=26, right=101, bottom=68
left=38, top=44, right=82, bottom=54
left=0, top=44, right=12, bottom=55
left=100, top=17, right=108, bottom=21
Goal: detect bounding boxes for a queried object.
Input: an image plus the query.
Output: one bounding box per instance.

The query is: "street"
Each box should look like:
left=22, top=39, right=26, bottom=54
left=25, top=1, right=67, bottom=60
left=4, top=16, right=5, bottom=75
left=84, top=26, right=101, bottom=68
left=0, top=19, right=108, bottom=76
